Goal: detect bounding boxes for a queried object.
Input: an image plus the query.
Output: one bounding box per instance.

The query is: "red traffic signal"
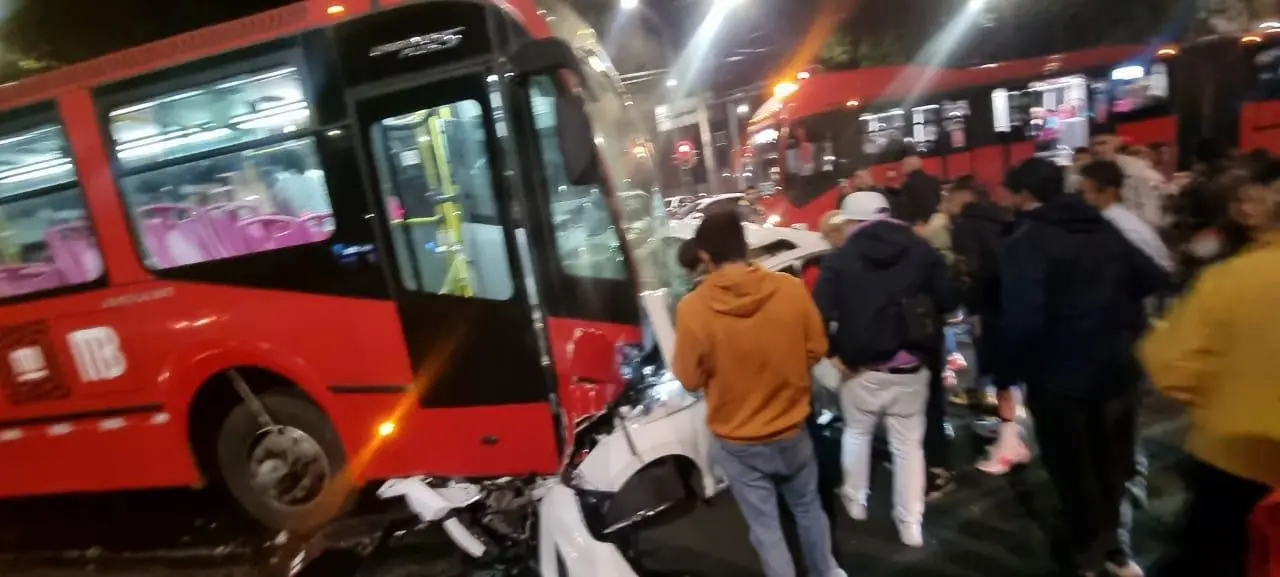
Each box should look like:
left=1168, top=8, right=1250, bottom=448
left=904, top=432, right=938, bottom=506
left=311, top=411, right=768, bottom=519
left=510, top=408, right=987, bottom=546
left=673, top=140, right=697, bottom=169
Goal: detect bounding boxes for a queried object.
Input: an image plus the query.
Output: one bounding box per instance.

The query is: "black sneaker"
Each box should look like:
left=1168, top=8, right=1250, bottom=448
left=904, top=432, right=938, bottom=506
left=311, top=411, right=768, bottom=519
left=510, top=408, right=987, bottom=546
left=926, top=468, right=956, bottom=501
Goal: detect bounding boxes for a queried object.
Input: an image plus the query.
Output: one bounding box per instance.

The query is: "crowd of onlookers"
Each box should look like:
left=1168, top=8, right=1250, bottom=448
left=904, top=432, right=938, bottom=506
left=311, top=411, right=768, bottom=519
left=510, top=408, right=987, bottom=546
left=670, top=136, right=1280, bottom=577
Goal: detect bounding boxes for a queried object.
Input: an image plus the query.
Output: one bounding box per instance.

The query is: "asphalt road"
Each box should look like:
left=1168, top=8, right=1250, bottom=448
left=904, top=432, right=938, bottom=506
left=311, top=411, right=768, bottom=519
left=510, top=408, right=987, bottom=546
left=0, top=395, right=1190, bottom=577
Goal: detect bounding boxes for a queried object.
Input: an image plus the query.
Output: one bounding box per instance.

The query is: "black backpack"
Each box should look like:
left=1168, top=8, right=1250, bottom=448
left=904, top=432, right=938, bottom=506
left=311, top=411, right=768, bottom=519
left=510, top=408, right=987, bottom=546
left=862, top=286, right=938, bottom=359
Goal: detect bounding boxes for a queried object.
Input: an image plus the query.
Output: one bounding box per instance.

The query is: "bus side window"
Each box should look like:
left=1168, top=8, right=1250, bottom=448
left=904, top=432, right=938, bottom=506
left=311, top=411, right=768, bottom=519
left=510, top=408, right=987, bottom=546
left=0, top=124, right=103, bottom=301
left=369, top=100, right=514, bottom=301
left=526, top=76, right=627, bottom=282
left=107, top=66, right=338, bottom=270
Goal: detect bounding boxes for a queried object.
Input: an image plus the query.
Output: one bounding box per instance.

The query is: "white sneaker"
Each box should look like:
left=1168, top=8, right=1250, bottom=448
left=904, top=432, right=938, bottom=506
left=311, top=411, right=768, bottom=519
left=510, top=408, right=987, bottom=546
left=976, top=422, right=1032, bottom=476
left=839, top=489, right=868, bottom=520
left=1105, top=560, right=1144, bottom=577
left=897, top=522, right=924, bottom=547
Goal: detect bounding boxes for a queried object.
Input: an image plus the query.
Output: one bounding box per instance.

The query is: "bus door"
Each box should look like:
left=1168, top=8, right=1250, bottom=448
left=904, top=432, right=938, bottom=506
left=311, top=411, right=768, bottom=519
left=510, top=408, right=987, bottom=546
left=1173, top=39, right=1253, bottom=165
left=1239, top=37, right=1280, bottom=154
left=337, top=2, right=562, bottom=471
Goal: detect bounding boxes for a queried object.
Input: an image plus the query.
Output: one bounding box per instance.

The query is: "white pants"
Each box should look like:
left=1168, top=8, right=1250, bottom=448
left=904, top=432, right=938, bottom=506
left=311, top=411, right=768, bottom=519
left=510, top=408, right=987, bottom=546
left=839, top=368, right=930, bottom=525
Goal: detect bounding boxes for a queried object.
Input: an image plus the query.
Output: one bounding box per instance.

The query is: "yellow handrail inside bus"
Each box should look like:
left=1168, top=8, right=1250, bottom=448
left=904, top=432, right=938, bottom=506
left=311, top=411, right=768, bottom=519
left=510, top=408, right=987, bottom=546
left=422, top=107, right=471, bottom=297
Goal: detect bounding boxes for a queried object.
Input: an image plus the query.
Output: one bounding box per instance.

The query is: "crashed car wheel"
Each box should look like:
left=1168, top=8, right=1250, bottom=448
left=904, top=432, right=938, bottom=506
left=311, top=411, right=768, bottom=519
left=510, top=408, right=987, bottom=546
left=216, top=392, right=348, bottom=532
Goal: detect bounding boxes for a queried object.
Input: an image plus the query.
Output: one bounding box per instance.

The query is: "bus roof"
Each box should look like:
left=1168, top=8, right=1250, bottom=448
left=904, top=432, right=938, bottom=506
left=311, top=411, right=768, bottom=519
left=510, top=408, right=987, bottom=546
left=0, top=0, right=550, bottom=113
left=748, top=44, right=1146, bottom=133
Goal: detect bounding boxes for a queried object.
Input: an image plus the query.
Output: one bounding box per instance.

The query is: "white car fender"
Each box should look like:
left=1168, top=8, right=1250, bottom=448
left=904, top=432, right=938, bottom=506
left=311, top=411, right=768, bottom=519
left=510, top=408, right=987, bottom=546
left=572, top=397, right=718, bottom=497
left=538, top=481, right=637, bottom=577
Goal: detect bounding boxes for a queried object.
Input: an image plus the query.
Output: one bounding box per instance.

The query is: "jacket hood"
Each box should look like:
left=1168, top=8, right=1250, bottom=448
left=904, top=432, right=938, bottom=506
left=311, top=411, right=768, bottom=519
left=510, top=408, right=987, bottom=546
left=959, top=200, right=1012, bottom=225
left=1026, top=197, right=1109, bottom=234
left=847, top=219, right=915, bottom=269
left=699, top=264, right=783, bottom=317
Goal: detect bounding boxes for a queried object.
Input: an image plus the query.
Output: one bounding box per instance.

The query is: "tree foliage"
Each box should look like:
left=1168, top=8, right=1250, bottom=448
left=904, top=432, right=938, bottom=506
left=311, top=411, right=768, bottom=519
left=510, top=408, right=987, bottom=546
left=813, top=0, right=1220, bottom=70
left=0, top=0, right=290, bottom=82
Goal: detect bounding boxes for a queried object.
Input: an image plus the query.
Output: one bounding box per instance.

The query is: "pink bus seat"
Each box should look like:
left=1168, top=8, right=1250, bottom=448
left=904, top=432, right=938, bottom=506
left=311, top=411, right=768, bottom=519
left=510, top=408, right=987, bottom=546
left=45, top=221, right=103, bottom=284
left=301, top=211, right=335, bottom=242
left=203, top=202, right=262, bottom=257
left=136, top=204, right=211, bottom=268
left=239, top=215, right=310, bottom=251
left=0, top=263, right=64, bottom=298
left=386, top=197, right=405, bottom=221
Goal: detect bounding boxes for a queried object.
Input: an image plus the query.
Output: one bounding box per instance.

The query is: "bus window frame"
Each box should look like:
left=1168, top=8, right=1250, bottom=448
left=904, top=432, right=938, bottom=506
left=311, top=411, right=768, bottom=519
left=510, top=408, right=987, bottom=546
left=1105, top=61, right=1173, bottom=125
left=92, top=39, right=343, bottom=274
left=0, top=102, right=110, bottom=305
left=500, top=69, right=642, bottom=324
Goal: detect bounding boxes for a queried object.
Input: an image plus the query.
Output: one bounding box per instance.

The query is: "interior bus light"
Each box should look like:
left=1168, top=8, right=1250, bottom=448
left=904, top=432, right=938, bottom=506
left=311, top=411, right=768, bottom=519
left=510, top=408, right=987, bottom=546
left=1111, top=65, right=1146, bottom=81
left=1260, top=21, right=1280, bottom=30
left=1156, top=45, right=1179, bottom=57
left=773, top=82, right=798, bottom=98
left=845, top=99, right=860, bottom=107
left=327, top=4, right=346, bottom=16
left=377, top=421, right=396, bottom=437
left=1242, top=35, right=1263, bottom=44
left=797, top=71, right=811, bottom=80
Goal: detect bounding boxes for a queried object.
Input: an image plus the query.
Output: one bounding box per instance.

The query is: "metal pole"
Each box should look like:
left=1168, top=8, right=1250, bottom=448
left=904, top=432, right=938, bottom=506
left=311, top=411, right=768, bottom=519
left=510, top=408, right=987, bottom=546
left=697, top=93, right=720, bottom=196
left=726, top=100, right=742, bottom=191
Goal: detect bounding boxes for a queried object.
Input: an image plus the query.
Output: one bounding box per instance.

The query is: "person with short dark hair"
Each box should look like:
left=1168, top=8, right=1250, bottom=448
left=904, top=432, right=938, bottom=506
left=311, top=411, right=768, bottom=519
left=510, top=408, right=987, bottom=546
left=999, top=157, right=1169, bottom=577
left=673, top=211, right=843, bottom=577
left=898, top=153, right=943, bottom=225
left=677, top=238, right=705, bottom=288
left=941, top=174, right=1023, bottom=474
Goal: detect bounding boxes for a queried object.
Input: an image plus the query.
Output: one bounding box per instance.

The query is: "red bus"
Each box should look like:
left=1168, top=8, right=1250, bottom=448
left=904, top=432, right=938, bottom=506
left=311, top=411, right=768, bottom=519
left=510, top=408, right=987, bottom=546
left=745, top=30, right=1280, bottom=230
left=0, top=0, right=670, bottom=532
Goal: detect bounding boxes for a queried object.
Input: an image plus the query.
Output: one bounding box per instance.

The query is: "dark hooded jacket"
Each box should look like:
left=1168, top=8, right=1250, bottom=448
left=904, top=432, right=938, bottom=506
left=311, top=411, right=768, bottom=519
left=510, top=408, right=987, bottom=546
left=951, top=200, right=1013, bottom=316
left=898, top=169, right=943, bottom=224
left=998, top=197, right=1171, bottom=400
left=813, top=220, right=960, bottom=369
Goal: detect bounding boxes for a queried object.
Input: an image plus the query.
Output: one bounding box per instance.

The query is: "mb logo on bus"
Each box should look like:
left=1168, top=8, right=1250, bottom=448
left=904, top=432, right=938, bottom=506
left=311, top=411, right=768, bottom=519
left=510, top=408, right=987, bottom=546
left=8, top=346, right=49, bottom=383
left=67, top=327, right=127, bottom=383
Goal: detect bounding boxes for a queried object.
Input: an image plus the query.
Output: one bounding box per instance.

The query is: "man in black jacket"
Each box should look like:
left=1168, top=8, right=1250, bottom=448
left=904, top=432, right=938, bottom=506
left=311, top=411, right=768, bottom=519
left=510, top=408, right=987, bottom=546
left=813, top=190, right=959, bottom=546
left=998, top=158, right=1169, bottom=577
left=943, top=176, right=1025, bottom=469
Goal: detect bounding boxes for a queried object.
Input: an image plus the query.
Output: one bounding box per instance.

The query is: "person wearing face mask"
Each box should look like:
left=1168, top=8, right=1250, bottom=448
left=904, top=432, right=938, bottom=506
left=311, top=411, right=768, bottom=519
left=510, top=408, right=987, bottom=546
left=998, top=158, right=1169, bottom=577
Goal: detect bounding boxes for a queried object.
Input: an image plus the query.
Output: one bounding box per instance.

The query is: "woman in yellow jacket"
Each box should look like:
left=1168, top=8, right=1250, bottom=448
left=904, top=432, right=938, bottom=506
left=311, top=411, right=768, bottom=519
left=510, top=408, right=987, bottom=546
left=1140, top=178, right=1280, bottom=577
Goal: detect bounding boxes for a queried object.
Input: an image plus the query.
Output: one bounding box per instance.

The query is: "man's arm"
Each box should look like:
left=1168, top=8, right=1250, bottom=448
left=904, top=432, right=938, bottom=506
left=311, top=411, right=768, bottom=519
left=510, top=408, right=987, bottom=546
left=672, top=300, right=709, bottom=393
left=811, top=256, right=841, bottom=333
left=924, top=244, right=962, bottom=315
left=1123, top=233, right=1174, bottom=299
left=997, top=234, right=1048, bottom=384
left=1140, top=268, right=1227, bottom=406
left=799, top=282, right=830, bottom=366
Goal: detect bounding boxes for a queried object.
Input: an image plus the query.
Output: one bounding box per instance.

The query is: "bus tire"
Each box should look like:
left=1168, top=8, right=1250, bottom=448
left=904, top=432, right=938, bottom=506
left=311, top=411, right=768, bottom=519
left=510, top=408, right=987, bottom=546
left=216, top=392, right=348, bottom=532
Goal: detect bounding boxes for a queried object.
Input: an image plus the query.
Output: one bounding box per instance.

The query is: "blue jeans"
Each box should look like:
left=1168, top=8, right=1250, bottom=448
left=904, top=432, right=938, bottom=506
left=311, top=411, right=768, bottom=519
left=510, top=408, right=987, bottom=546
left=714, top=431, right=838, bottom=577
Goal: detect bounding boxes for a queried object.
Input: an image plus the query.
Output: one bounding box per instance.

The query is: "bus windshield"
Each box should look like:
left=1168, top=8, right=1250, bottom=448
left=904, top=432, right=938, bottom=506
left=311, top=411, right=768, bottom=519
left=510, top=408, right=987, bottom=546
left=538, top=0, right=676, bottom=296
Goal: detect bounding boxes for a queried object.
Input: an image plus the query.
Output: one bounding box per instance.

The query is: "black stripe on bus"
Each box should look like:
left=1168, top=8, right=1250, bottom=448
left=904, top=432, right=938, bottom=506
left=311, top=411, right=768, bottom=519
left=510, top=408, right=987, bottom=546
left=327, top=385, right=408, bottom=395
left=0, top=404, right=165, bottom=430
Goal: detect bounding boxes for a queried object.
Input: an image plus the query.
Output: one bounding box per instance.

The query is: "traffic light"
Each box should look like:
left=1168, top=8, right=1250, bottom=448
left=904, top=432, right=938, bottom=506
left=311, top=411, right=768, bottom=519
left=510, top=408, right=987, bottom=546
left=673, top=140, right=698, bottom=169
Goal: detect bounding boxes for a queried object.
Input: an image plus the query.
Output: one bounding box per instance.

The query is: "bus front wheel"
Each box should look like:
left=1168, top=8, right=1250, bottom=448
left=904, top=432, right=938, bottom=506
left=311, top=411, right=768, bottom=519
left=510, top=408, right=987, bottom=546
left=216, top=391, right=348, bottom=532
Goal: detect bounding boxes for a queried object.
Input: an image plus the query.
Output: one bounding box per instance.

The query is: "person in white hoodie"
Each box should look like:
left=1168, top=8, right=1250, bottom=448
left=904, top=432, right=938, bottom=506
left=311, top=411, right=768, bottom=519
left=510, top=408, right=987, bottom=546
left=1091, top=135, right=1174, bottom=229
left=1078, top=158, right=1175, bottom=577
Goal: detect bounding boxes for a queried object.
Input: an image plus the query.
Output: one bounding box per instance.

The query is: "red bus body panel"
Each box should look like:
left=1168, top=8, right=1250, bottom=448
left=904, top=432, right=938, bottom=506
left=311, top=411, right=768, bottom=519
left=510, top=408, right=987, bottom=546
left=0, top=0, right=629, bottom=500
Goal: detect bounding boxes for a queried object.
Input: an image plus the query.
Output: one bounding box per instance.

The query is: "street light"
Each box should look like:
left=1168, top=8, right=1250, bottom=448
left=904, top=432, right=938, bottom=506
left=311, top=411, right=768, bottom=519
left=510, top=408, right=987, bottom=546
left=666, top=78, right=678, bottom=87
left=620, top=0, right=638, bottom=9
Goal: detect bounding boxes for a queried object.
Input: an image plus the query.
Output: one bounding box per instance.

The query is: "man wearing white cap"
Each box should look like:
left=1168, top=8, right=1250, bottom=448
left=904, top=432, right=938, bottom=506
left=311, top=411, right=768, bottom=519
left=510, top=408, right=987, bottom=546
left=812, top=190, right=960, bottom=547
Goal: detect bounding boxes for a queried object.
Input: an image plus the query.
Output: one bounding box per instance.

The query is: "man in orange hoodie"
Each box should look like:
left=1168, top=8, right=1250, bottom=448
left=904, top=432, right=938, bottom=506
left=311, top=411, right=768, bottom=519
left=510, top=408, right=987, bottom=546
left=674, top=211, right=843, bottom=577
